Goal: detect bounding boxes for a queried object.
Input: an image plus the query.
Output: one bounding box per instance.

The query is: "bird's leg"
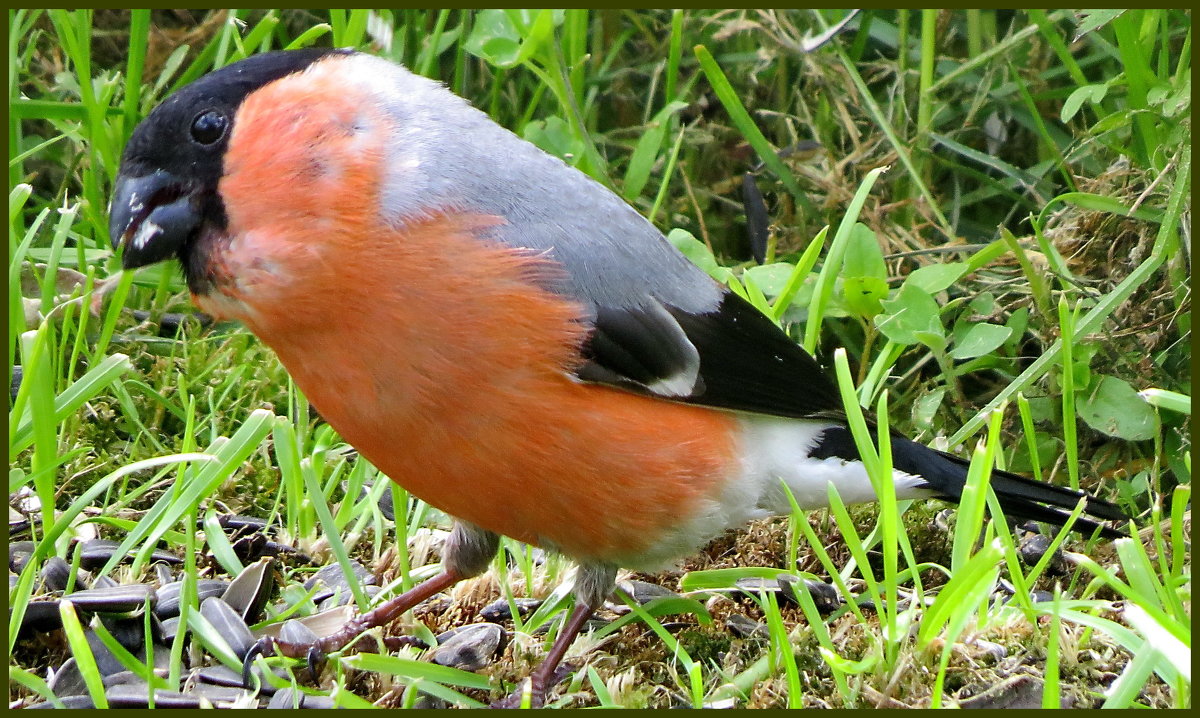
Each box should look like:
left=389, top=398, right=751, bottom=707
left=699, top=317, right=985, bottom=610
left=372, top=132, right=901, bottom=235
left=280, top=568, right=463, bottom=657
left=521, top=602, right=596, bottom=707
left=243, top=560, right=467, bottom=684
left=249, top=522, right=499, bottom=668
left=493, top=563, right=616, bottom=709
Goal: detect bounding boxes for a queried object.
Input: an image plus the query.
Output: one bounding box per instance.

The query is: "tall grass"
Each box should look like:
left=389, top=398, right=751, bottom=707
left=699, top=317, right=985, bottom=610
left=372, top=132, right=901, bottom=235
left=9, top=9, right=1189, bottom=709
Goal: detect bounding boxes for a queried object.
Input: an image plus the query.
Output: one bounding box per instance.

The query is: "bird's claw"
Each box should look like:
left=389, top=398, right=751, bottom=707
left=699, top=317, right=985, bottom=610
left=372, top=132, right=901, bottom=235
left=306, top=645, right=326, bottom=678
left=241, top=636, right=274, bottom=688
left=489, top=662, right=575, bottom=709
left=241, top=633, right=329, bottom=689
left=489, top=679, right=542, bottom=710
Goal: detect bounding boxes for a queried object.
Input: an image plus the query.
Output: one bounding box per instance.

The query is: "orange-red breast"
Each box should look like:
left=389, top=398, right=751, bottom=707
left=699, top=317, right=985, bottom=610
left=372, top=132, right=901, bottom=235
left=109, top=48, right=1128, bottom=706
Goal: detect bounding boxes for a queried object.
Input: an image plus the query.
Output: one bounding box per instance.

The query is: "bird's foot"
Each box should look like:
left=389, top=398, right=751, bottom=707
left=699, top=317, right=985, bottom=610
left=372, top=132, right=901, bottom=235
left=489, top=662, right=575, bottom=709
left=242, top=636, right=328, bottom=687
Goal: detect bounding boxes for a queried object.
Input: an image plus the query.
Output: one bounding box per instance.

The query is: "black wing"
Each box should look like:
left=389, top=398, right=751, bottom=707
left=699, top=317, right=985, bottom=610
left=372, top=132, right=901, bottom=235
left=575, top=289, right=843, bottom=419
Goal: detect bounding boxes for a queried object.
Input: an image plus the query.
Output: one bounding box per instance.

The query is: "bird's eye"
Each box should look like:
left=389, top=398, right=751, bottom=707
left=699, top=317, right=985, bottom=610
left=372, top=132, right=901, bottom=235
left=190, top=110, right=228, bottom=145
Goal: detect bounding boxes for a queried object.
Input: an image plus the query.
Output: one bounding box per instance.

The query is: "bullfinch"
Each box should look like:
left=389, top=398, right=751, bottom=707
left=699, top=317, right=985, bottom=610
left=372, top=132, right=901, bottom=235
left=108, top=48, right=1128, bottom=706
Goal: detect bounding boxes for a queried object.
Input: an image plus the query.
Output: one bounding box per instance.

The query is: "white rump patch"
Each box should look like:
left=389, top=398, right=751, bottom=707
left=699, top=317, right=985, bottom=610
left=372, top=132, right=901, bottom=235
left=622, top=415, right=934, bottom=571
left=737, top=416, right=933, bottom=512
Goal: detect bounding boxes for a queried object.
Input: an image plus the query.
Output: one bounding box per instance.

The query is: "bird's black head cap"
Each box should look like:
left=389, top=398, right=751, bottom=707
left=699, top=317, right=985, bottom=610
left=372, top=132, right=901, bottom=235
left=110, top=47, right=352, bottom=276
left=118, top=47, right=348, bottom=187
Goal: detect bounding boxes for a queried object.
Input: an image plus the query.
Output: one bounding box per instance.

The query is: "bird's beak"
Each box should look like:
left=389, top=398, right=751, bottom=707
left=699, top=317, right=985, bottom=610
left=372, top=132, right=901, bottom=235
left=109, top=169, right=202, bottom=269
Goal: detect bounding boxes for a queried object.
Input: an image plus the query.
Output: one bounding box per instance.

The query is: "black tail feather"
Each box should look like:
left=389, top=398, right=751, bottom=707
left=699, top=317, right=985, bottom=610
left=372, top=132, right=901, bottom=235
left=854, top=429, right=1123, bottom=537
left=983, top=495, right=1126, bottom=540
left=808, top=425, right=1132, bottom=539
left=887, top=434, right=1131, bottom=540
